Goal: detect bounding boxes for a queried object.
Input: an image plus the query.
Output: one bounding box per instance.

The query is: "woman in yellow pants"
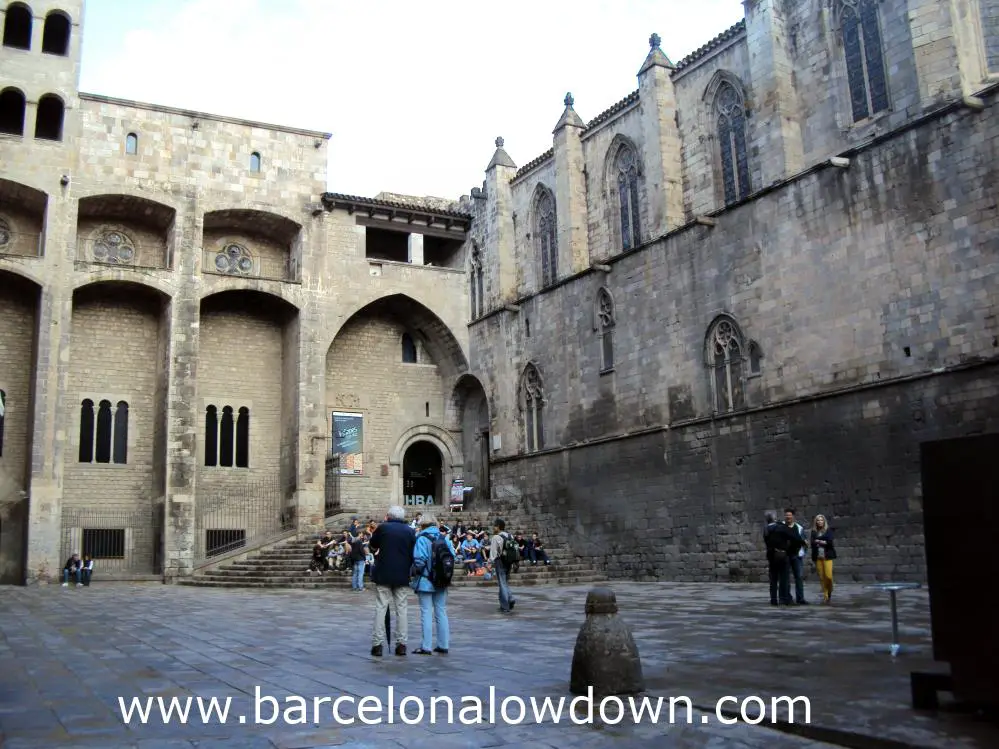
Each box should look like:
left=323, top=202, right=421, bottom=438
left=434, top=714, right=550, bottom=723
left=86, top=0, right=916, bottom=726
left=810, top=515, right=836, bottom=603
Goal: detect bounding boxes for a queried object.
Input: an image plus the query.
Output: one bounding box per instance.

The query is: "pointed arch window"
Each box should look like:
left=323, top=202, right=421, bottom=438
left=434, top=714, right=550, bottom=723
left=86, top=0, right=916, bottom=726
left=707, top=318, right=745, bottom=413
left=715, top=83, right=750, bottom=205
left=79, top=397, right=129, bottom=464
left=521, top=364, right=545, bottom=452
left=535, top=190, right=558, bottom=287
left=595, top=288, right=615, bottom=372
left=840, top=0, right=889, bottom=122
left=469, top=244, right=484, bottom=319
left=401, top=332, right=418, bottom=363
left=615, top=146, right=641, bottom=251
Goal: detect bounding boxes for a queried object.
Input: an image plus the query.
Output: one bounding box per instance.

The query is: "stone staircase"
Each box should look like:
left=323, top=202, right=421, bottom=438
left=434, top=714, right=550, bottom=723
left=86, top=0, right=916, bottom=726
left=178, top=506, right=607, bottom=590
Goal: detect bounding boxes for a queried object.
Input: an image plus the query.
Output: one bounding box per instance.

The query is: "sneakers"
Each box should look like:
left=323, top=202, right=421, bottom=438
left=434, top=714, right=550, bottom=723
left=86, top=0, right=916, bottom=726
left=76, top=583, right=83, bottom=588
left=61, top=582, right=68, bottom=587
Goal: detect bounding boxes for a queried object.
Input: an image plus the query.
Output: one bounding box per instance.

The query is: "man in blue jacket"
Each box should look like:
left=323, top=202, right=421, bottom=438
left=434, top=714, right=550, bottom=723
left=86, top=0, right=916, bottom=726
left=368, top=505, right=415, bottom=657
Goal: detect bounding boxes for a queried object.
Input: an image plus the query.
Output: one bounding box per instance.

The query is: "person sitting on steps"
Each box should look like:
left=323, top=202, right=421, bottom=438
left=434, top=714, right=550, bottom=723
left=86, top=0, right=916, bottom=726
left=62, top=552, right=82, bottom=587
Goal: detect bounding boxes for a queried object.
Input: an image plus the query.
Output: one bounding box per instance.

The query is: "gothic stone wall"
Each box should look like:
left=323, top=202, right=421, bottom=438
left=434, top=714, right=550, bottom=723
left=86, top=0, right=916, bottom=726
left=473, top=89, right=999, bottom=582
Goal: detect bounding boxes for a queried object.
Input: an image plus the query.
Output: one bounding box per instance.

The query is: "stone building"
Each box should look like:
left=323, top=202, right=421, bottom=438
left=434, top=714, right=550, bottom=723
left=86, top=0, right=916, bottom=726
left=1, top=0, right=998, bottom=585
left=461, top=0, right=999, bottom=581
left=0, top=0, right=483, bottom=584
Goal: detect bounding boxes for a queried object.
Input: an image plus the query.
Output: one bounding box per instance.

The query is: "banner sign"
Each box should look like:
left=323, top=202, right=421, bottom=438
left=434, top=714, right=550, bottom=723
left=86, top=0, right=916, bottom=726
left=332, top=412, right=363, bottom=474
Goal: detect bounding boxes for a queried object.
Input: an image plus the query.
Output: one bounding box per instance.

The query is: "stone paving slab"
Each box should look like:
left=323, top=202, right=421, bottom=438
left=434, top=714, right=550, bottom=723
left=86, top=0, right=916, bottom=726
left=0, top=581, right=996, bottom=748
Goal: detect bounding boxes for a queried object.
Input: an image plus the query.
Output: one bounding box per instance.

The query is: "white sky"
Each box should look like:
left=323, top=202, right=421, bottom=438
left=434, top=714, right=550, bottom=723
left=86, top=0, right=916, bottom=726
left=78, top=0, right=745, bottom=199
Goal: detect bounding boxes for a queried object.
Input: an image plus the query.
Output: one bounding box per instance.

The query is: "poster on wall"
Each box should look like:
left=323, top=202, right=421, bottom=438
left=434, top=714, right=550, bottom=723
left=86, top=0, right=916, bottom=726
left=332, top=412, right=363, bottom=475
left=450, top=478, right=464, bottom=509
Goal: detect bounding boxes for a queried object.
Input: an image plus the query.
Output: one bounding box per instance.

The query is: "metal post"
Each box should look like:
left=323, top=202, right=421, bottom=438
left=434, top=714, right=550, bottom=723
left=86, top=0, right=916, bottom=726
left=889, top=589, right=900, bottom=657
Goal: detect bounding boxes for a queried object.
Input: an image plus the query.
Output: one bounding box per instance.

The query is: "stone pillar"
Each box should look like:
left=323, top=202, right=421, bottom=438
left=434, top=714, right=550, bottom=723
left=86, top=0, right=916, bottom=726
left=484, top=137, right=518, bottom=305
left=24, top=194, right=76, bottom=583
left=408, top=233, right=423, bottom=265
left=637, top=35, right=684, bottom=234
left=162, top=204, right=201, bottom=581
left=296, top=220, right=326, bottom=531
left=570, top=588, right=645, bottom=697
left=552, top=94, right=589, bottom=276
left=743, top=1, right=804, bottom=186
left=907, top=0, right=975, bottom=106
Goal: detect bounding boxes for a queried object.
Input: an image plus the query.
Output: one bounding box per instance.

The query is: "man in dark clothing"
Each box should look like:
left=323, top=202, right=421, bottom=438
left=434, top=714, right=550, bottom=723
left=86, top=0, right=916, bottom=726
left=764, top=514, right=795, bottom=606
left=368, top=506, right=415, bottom=657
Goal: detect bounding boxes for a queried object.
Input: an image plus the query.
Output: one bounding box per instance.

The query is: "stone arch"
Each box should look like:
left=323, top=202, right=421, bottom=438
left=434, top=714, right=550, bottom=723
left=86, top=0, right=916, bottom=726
left=448, top=373, right=491, bottom=502
left=702, top=313, right=746, bottom=366
left=388, top=424, right=463, bottom=507
left=324, top=293, right=468, bottom=379
left=0, top=86, right=27, bottom=136
left=703, top=71, right=751, bottom=206
left=201, top=205, right=304, bottom=234
left=0, top=177, right=48, bottom=258
left=198, top=279, right=301, bottom=309
left=202, top=208, right=303, bottom=282
left=77, top=193, right=178, bottom=269
left=702, top=69, right=748, bottom=106
left=531, top=183, right=558, bottom=287
left=603, top=134, right=644, bottom=253
left=2, top=3, right=32, bottom=50
left=704, top=313, right=748, bottom=414
left=0, top=263, right=45, bottom=289
left=72, top=272, right=174, bottom=300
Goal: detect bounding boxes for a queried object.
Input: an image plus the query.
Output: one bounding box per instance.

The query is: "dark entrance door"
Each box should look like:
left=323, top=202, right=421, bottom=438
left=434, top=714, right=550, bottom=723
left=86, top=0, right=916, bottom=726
left=920, top=432, right=999, bottom=708
left=479, top=429, right=491, bottom=502
left=403, top=441, right=442, bottom=509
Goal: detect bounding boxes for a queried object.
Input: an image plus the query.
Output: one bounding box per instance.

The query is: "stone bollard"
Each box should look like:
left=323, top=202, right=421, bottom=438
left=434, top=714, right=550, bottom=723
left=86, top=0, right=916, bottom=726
left=570, top=587, right=644, bottom=696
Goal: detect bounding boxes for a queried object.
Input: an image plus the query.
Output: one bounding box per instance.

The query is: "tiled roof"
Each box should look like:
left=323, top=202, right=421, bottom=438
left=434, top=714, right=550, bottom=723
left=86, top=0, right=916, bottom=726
left=583, top=90, right=640, bottom=133
left=321, top=192, right=472, bottom=221
left=513, top=148, right=554, bottom=180
left=672, top=20, right=746, bottom=74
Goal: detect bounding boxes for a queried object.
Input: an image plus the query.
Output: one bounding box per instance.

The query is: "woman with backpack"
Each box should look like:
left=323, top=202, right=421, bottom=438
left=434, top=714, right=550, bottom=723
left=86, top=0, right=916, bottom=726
left=410, top=514, right=456, bottom=655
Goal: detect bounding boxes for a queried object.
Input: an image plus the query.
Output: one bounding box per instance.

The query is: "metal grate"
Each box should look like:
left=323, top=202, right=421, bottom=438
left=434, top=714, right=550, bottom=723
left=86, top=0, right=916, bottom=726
left=325, top=455, right=342, bottom=518
left=194, top=479, right=293, bottom=566
left=61, top=508, right=161, bottom=575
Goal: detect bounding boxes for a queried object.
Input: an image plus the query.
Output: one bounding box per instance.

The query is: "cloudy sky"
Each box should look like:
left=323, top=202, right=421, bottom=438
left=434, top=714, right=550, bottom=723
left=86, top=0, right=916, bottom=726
left=78, top=0, right=745, bottom=199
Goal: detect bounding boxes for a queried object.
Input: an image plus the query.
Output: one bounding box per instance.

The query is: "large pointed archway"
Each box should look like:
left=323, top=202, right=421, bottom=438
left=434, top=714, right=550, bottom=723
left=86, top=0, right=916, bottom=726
left=325, top=293, right=468, bottom=516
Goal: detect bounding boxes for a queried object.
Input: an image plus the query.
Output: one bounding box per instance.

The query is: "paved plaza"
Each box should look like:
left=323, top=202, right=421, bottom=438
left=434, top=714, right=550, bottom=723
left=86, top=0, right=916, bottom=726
left=1, top=580, right=997, bottom=749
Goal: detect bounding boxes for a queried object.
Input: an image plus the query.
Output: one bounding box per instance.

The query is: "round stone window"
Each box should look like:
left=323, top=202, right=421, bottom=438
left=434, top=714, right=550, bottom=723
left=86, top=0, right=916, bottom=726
left=214, top=243, right=254, bottom=275
left=92, top=230, right=136, bottom=264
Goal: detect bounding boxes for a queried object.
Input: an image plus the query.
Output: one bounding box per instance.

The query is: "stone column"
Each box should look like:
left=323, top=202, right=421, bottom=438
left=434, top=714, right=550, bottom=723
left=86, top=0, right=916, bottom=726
left=906, top=0, right=976, bottom=107
left=296, top=237, right=326, bottom=531
left=743, top=0, right=804, bottom=186
left=161, top=203, right=201, bottom=581
left=408, top=233, right=423, bottom=265
left=483, top=137, right=518, bottom=305
left=24, top=194, right=76, bottom=583
left=552, top=94, right=589, bottom=275
left=637, top=35, right=684, bottom=234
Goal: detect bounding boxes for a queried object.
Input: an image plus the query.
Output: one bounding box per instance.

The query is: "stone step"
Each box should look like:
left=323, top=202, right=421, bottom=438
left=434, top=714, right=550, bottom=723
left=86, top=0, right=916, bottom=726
left=178, top=575, right=607, bottom=590
left=194, top=570, right=577, bottom=584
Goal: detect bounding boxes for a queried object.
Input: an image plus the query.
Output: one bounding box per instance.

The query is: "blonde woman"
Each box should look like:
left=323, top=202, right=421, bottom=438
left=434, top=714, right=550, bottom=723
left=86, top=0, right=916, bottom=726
left=810, top=515, right=836, bottom=603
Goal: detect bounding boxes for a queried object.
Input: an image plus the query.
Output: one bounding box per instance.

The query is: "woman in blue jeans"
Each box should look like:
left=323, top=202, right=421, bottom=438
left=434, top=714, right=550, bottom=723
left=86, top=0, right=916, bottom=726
left=410, top=515, right=455, bottom=655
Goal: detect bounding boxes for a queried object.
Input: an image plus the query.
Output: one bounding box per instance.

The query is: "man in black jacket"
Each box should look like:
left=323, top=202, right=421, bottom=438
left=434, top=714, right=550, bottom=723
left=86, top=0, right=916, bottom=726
left=764, top=514, right=795, bottom=606
left=368, top=506, right=415, bottom=657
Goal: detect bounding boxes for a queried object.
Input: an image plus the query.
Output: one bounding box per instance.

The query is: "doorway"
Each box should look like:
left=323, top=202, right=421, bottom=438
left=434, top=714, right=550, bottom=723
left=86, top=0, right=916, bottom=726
left=403, top=440, right=442, bottom=509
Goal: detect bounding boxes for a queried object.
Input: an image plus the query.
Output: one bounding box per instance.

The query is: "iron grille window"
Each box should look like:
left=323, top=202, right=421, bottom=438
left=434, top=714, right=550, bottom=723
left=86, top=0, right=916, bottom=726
left=206, top=529, right=246, bottom=557
left=82, top=528, right=125, bottom=559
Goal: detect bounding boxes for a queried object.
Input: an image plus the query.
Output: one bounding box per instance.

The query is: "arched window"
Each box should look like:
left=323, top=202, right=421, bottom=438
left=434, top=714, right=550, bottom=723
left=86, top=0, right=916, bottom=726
left=2, top=3, right=32, bottom=49
left=469, top=244, right=484, bottom=319
left=535, top=189, right=558, bottom=287
left=112, top=401, right=128, bottom=464
left=595, top=288, right=615, bottom=372
left=34, top=94, right=65, bottom=141
left=42, top=11, right=71, bottom=56
left=219, top=406, right=234, bottom=467
left=840, top=0, right=889, bottom=122
left=706, top=317, right=746, bottom=413
left=0, top=389, right=6, bottom=457
left=614, top=145, right=641, bottom=251
left=401, top=332, right=418, bottom=363
left=250, top=152, right=261, bottom=173
left=521, top=364, right=545, bottom=452
left=95, top=399, right=113, bottom=463
left=78, top=399, right=94, bottom=462
left=125, top=132, right=138, bottom=155
left=235, top=407, right=249, bottom=468
left=715, top=82, right=750, bottom=205
left=0, top=87, right=26, bottom=136
left=205, top=405, right=218, bottom=466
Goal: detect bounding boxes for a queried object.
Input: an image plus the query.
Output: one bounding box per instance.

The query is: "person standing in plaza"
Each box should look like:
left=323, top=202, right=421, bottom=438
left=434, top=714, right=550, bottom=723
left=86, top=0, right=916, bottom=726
left=784, top=508, right=809, bottom=605
left=410, top=514, right=455, bottom=654
left=810, top=514, right=836, bottom=604
left=764, top=512, right=793, bottom=605
left=348, top=530, right=367, bottom=591
left=488, top=518, right=518, bottom=614
left=368, top=506, right=415, bottom=656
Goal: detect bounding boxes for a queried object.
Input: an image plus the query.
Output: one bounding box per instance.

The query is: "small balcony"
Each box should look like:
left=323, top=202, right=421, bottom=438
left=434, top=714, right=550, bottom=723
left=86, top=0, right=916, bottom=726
left=202, top=209, right=302, bottom=283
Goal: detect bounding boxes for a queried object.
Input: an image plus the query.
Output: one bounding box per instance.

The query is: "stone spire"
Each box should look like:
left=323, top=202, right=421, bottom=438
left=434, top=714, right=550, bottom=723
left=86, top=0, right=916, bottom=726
left=553, top=92, right=585, bottom=133
left=638, top=32, right=674, bottom=75
left=487, top=136, right=516, bottom=170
